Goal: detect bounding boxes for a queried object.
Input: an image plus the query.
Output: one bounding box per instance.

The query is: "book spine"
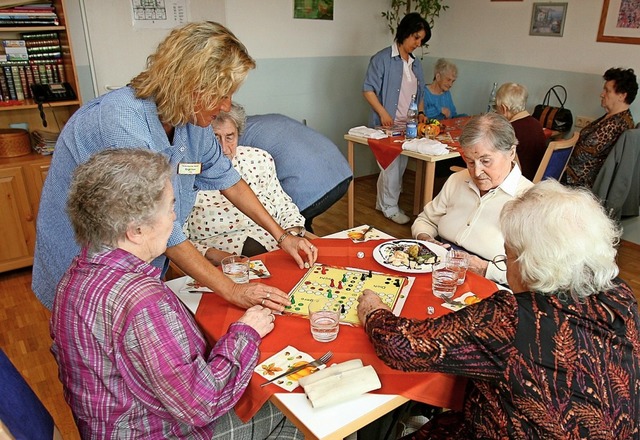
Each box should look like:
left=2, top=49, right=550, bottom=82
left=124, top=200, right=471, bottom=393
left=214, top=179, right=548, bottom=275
left=38, top=63, right=46, bottom=84
left=29, top=63, right=40, bottom=84
left=26, top=51, right=61, bottom=60
left=26, top=44, right=61, bottom=53
left=25, top=38, right=60, bottom=47
left=56, top=60, right=65, bottom=83
left=0, top=68, right=10, bottom=101
left=17, top=64, right=29, bottom=98
left=0, top=19, right=59, bottom=26
left=44, top=63, right=53, bottom=83
left=2, top=65, right=17, bottom=100
left=10, top=65, right=23, bottom=100
left=21, top=32, right=59, bottom=40
left=24, top=64, right=34, bottom=95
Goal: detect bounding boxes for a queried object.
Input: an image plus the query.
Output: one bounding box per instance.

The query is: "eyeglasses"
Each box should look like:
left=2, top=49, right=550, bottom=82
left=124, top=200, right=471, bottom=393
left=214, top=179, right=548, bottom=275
left=491, top=254, right=508, bottom=271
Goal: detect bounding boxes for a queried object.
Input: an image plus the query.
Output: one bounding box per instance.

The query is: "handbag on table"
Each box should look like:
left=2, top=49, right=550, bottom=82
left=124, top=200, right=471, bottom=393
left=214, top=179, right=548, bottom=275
left=532, top=85, right=573, bottom=132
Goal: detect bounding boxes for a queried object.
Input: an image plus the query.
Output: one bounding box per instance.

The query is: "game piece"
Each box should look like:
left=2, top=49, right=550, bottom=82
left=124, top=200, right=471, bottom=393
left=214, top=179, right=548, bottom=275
left=368, top=270, right=372, bottom=278
left=342, top=274, right=348, bottom=283
left=338, top=281, right=343, bottom=289
left=285, top=263, right=410, bottom=325
left=356, top=251, right=365, bottom=259
left=330, top=279, right=335, bottom=287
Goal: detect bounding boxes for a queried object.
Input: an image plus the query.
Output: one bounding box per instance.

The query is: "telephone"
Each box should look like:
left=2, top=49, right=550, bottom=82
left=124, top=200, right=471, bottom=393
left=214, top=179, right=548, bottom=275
left=30, top=82, right=76, bottom=128
left=30, top=82, right=76, bottom=103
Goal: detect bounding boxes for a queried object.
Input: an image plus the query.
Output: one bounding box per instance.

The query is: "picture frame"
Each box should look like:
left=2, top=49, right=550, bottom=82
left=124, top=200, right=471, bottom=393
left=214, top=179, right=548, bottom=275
left=294, top=0, right=334, bottom=20
left=530, top=3, right=568, bottom=37
left=597, top=0, right=640, bottom=45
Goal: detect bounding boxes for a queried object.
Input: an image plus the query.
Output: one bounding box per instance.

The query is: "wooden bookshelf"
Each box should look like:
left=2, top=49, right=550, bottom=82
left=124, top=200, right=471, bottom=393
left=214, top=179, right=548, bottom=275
left=0, top=0, right=79, bottom=273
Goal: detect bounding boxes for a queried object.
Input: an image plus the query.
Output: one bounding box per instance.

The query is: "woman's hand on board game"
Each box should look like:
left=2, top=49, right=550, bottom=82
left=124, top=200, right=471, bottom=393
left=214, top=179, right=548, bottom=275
left=357, top=289, right=391, bottom=325
left=279, top=235, right=318, bottom=269
left=231, top=283, right=292, bottom=313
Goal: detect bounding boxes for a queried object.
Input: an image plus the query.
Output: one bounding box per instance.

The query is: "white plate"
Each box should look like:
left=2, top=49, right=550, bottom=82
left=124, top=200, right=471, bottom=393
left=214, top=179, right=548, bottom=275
left=373, top=239, right=447, bottom=273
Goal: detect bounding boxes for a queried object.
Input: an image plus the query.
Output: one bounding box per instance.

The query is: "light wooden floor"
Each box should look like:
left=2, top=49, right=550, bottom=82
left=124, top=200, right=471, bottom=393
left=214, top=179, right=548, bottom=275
left=1, top=171, right=639, bottom=440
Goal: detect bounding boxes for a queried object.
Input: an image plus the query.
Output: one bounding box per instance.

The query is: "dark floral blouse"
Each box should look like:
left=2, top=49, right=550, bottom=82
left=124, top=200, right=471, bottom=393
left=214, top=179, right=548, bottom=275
left=365, top=280, right=640, bottom=439
left=566, top=109, right=634, bottom=188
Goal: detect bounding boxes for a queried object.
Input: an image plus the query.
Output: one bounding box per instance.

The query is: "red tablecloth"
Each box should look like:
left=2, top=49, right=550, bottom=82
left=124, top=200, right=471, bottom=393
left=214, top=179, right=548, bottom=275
left=367, top=117, right=469, bottom=169
left=194, top=238, right=497, bottom=422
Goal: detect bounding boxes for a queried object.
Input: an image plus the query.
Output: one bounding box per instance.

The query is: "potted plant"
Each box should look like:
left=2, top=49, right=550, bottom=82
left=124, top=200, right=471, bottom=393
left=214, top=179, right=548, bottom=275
left=382, top=0, right=449, bottom=35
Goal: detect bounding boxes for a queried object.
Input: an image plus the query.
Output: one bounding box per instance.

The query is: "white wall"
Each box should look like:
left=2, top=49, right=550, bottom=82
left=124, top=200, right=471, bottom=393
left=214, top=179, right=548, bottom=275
left=430, top=0, right=639, bottom=75
left=225, top=0, right=390, bottom=59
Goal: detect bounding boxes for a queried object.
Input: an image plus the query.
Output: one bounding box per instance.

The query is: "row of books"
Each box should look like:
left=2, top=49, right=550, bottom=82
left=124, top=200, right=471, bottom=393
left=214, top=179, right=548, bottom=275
left=0, top=31, right=66, bottom=102
left=0, top=2, right=58, bottom=27
left=2, top=31, right=61, bottom=61
left=0, top=58, right=65, bottom=100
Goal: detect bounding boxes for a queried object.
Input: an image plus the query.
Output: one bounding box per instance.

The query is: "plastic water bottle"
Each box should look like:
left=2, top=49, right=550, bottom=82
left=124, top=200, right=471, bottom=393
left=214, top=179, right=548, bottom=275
left=406, top=94, right=418, bottom=139
left=487, top=82, right=498, bottom=113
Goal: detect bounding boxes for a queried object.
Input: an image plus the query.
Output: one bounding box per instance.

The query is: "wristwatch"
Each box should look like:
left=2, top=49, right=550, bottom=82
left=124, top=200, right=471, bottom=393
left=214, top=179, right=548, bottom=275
left=277, top=226, right=306, bottom=246
left=287, top=226, right=306, bottom=237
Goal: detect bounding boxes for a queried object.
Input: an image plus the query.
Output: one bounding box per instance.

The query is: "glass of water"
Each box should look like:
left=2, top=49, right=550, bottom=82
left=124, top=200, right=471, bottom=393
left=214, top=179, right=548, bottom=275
left=431, top=262, right=459, bottom=300
left=445, top=249, right=469, bottom=285
left=308, top=301, right=340, bottom=342
left=221, top=255, right=250, bottom=284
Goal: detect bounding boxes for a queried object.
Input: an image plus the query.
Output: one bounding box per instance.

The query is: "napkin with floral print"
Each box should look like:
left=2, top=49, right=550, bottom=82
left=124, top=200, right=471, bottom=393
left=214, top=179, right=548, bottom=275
left=254, top=345, right=325, bottom=391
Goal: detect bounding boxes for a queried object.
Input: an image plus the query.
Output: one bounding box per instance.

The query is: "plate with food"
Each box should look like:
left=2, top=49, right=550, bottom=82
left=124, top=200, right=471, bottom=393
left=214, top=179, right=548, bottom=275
left=373, top=239, right=447, bottom=273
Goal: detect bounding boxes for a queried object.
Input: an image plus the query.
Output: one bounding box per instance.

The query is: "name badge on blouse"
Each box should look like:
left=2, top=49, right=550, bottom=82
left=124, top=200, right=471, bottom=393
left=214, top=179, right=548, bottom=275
left=178, top=163, right=202, bottom=175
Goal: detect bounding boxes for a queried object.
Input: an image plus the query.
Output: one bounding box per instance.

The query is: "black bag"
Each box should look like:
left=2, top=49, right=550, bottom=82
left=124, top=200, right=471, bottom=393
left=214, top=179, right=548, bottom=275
left=532, top=85, right=573, bottom=132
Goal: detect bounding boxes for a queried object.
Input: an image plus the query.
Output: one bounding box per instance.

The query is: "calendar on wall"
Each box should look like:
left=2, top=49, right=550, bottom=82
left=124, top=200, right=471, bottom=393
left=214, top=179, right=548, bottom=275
left=131, top=0, right=188, bottom=29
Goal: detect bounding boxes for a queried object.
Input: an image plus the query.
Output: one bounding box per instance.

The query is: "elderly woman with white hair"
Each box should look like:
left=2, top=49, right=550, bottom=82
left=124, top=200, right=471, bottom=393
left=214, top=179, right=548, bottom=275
left=412, top=112, right=532, bottom=284
left=423, top=58, right=462, bottom=120
left=358, top=179, right=640, bottom=439
left=51, top=149, right=302, bottom=439
left=186, top=102, right=308, bottom=261
left=494, top=82, right=547, bottom=180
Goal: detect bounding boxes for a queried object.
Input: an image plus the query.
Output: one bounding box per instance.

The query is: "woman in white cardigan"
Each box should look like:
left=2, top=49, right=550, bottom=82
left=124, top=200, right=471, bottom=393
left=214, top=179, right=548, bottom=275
left=412, top=112, right=532, bottom=285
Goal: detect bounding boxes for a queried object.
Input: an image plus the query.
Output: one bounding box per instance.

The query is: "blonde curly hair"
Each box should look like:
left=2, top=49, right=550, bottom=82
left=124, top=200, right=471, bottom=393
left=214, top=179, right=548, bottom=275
left=130, top=21, right=255, bottom=126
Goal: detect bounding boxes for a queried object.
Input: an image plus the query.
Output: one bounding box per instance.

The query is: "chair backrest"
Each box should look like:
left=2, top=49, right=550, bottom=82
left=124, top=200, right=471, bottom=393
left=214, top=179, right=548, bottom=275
left=532, top=131, right=579, bottom=183
left=0, top=349, right=60, bottom=440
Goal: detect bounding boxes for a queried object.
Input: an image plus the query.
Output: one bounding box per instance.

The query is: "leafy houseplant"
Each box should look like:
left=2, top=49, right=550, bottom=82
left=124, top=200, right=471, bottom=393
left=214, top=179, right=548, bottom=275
left=382, top=0, right=449, bottom=35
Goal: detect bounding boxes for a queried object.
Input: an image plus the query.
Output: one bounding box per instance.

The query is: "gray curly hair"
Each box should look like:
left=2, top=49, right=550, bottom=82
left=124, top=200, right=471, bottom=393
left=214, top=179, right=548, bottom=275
left=67, top=148, right=173, bottom=254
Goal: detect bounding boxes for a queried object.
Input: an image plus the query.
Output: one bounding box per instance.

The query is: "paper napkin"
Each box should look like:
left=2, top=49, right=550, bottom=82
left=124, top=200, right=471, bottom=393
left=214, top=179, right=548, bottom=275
left=254, top=345, right=324, bottom=391
left=441, top=292, right=482, bottom=311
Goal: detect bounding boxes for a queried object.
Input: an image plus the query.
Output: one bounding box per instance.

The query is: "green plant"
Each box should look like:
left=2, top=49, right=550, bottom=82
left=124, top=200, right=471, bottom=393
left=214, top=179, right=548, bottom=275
left=382, top=0, right=449, bottom=35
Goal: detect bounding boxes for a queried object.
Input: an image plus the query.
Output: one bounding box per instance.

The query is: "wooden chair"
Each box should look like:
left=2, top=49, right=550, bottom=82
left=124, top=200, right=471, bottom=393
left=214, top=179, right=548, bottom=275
left=532, top=131, right=579, bottom=183
left=0, top=349, right=63, bottom=440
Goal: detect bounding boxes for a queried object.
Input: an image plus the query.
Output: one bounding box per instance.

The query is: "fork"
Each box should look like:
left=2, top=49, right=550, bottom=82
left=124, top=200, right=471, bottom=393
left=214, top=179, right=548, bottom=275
left=260, top=351, right=333, bottom=387
left=355, top=225, right=374, bottom=242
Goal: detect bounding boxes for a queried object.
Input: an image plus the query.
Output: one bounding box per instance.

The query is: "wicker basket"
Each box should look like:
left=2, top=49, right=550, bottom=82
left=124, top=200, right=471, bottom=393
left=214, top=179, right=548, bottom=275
left=0, top=129, right=31, bottom=158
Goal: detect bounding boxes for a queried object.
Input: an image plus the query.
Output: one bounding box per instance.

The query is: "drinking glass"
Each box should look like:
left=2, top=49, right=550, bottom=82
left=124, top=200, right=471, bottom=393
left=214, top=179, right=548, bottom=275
left=431, top=263, right=459, bottom=299
left=308, top=302, right=340, bottom=342
left=221, top=255, right=250, bottom=284
left=446, top=249, right=469, bottom=285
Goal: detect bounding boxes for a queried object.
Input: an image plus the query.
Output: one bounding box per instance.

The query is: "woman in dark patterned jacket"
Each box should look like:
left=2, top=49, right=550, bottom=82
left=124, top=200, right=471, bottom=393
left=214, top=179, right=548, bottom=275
left=358, top=180, right=640, bottom=439
left=566, top=67, right=637, bottom=188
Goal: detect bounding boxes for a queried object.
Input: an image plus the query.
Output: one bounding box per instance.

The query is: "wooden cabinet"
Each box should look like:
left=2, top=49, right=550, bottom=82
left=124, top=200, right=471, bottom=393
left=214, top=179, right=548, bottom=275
left=0, top=153, right=50, bottom=272
left=0, top=0, right=81, bottom=130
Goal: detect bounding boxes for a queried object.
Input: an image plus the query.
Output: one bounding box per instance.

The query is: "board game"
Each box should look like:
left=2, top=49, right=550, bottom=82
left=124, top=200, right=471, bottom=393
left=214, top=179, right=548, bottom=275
left=285, top=263, right=412, bottom=325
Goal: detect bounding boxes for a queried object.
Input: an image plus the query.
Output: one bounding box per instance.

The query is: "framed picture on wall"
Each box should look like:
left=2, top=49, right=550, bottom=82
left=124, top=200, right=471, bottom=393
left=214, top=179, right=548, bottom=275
left=597, top=0, right=640, bottom=45
left=294, top=0, right=334, bottom=20
left=530, top=3, right=568, bottom=37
